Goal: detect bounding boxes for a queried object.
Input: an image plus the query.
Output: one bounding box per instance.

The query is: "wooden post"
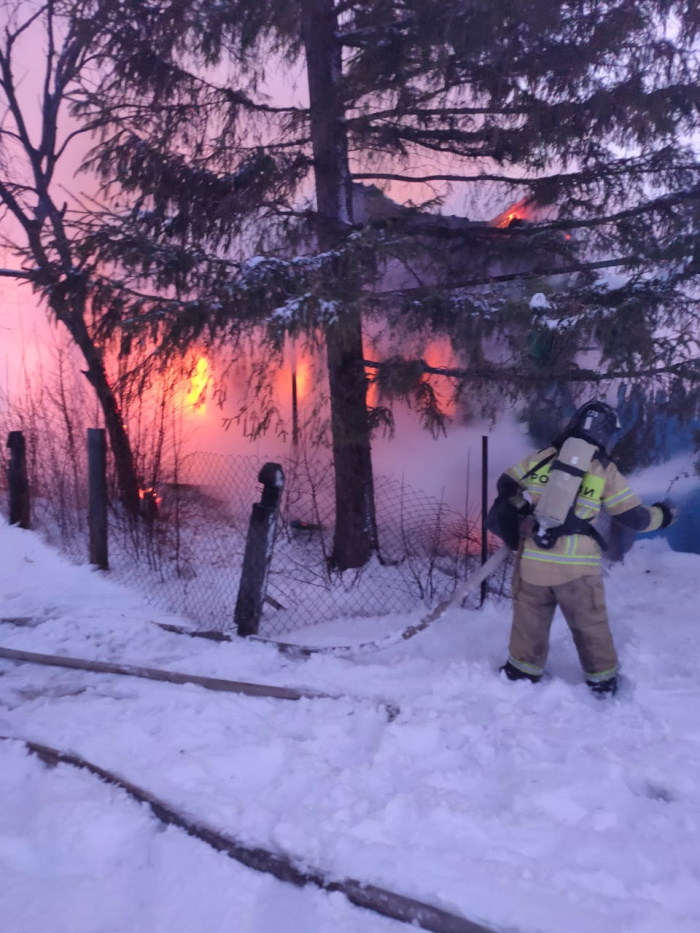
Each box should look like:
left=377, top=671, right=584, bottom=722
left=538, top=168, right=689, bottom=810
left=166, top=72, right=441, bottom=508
left=6, top=432, right=30, bottom=528
left=291, top=368, right=299, bottom=448
left=235, top=463, right=284, bottom=637
left=88, top=428, right=108, bottom=570
left=480, top=435, right=488, bottom=606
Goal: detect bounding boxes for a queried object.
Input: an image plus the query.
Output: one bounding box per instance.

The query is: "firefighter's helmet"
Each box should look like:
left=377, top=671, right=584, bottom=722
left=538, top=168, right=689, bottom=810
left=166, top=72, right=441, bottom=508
left=563, top=401, right=621, bottom=448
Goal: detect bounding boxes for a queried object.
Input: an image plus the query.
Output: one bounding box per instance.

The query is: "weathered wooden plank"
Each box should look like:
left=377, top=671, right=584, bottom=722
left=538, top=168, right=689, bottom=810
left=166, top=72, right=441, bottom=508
left=0, top=646, right=323, bottom=702
left=1, top=735, right=498, bottom=933
left=0, top=645, right=399, bottom=719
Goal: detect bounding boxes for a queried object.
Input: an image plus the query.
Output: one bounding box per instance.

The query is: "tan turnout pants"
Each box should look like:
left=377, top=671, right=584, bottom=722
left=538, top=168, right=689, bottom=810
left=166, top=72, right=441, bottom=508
left=509, top=573, right=618, bottom=680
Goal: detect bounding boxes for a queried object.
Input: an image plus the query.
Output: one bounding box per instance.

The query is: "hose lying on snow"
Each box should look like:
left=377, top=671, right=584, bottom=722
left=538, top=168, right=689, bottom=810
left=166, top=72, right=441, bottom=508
left=160, top=545, right=512, bottom=659
left=0, top=735, right=498, bottom=933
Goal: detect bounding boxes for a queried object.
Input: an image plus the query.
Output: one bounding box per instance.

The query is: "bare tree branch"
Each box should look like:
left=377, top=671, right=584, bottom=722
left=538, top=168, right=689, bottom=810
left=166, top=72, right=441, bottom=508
left=3, top=2, right=47, bottom=46
left=54, top=120, right=103, bottom=161
left=0, top=177, right=34, bottom=236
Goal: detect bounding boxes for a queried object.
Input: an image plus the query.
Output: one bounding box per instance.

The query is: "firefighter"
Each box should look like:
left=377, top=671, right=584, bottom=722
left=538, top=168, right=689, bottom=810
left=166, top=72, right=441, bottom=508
left=487, top=401, right=676, bottom=697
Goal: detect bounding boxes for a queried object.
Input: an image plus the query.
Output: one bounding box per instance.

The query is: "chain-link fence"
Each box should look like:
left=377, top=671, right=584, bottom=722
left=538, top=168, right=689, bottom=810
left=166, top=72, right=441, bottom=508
left=263, top=454, right=496, bottom=636
left=109, top=452, right=256, bottom=628
left=3, top=443, right=511, bottom=639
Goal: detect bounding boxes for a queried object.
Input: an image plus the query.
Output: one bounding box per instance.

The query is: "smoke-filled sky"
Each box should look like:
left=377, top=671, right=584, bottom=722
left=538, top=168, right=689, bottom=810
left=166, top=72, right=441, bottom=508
left=0, top=9, right=529, bottom=508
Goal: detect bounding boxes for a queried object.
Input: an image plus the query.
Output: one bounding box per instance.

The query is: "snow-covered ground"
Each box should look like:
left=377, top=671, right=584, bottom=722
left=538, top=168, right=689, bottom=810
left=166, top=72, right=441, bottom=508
left=1, top=517, right=700, bottom=933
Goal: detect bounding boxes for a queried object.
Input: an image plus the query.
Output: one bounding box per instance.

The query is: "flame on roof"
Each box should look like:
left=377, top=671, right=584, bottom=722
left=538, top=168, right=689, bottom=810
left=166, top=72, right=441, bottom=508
left=488, top=198, right=534, bottom=228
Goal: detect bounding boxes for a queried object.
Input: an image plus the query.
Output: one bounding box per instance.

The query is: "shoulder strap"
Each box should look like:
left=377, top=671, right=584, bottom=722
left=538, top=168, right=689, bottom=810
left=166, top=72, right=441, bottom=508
left=522, top=451, right=556, bottom=481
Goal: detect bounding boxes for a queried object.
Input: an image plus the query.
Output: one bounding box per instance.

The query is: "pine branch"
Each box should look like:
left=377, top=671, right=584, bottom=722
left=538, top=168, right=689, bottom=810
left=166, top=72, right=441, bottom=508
left=352, top=171, right=530, bottom=186
left=363, top=357, right=700, bottom=387
left=351, top=159, right=699, bottom=191
left=369, top=257, right=634, bottom=301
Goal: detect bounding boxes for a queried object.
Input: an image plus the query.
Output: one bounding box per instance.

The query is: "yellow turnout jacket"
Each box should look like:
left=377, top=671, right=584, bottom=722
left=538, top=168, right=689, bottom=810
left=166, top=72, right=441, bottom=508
left=505, top=447, right=664, bottom=585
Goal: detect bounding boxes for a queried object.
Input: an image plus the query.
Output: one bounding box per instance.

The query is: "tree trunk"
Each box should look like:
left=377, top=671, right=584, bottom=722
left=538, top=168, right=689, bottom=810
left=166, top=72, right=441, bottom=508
left=325, top=311, right=378, bottom=570
left=301, top=0, right=378, bottom=570
left=53, top=292, right=142, bottom=519
left=79, top=329, right=142, bottom=519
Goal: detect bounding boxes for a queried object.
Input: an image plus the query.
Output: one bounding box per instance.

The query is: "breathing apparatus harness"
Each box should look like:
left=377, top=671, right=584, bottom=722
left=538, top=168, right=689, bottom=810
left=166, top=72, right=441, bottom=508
left=524, top=435, right=608, bottom=551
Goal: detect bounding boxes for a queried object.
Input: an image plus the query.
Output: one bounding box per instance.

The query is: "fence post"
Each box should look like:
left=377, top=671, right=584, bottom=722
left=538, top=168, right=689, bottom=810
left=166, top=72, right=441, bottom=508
left=88, top=428, right=108, bottom=570
left=235, top=462, right=284, bottom=637
left=7, top=431, right=30, bottom=528
left=480, top=434, right=488, bottom=606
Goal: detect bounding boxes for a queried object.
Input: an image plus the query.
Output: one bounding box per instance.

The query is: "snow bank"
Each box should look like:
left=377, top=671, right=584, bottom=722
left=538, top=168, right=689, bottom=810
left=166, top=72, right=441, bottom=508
left=1, top=520, right=700, bottom=933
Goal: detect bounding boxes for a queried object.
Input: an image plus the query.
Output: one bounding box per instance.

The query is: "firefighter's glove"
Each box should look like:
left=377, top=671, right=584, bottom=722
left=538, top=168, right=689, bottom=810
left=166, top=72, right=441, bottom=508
left=653, top=501, right=677, bottom=529
left=486, top=494, right=531, bottom=551
left=518, top=513, right=537, bottom=539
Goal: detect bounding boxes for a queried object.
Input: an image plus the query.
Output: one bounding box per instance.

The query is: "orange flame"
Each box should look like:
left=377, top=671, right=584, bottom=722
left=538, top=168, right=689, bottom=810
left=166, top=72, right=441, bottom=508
left=490, top=198, right=532, bottom=229
left=185, top=357, right=209, bottom=413
left=138, top=487, right=162, bottom=519
left=294, top=357, right=310, bottom=400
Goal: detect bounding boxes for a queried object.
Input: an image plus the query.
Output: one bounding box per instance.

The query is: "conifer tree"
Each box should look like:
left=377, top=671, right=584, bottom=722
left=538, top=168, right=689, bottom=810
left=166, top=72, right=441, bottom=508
left=4, top=1, right=699, bottom=565
left=83, top=0, right=699, bottom=566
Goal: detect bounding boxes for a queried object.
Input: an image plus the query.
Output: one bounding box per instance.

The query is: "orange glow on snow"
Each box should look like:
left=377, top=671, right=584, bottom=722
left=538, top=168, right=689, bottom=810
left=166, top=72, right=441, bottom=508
left=185, top=357, right=209, bottom=413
